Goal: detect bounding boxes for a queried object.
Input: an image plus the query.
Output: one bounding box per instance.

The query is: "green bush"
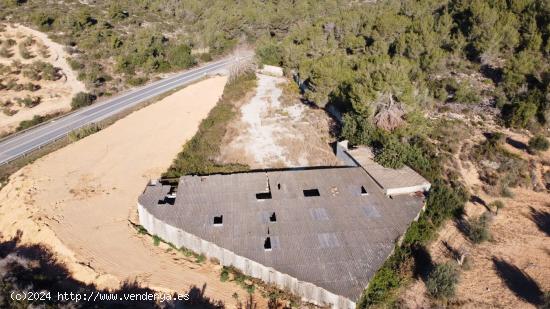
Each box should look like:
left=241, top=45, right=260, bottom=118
left=16, top=115, right=46, bottom=131
left=126, top=76, right=147, bottom=86
left=68, top=124, right=102, bottom=141
left=488, top=200, right=505, bottom=214
left=426, top=262, right=459, bottom=299
left=18, top=42, right=33, bottom=59
left=67, top=57, right=84, bottom=70
left=16, top=96, right=41, bottom=108
left=528, top=135, right=549, bottom=153
left=256, top=40, right=282, bottom=66
left=152, top=235, right=161, bottom=246
left=71, top=92, right=95, bottom=110
left=452, top=82, right=481, bottom=104
left=374, top=138, right=408, bottom=169
left=467, top=213, right=491, bottom=243
left=195, top=254, right=206, bottom=263
left=167, top=44, right=195, bottom=69
left=220, top=268, right=229, bottom=282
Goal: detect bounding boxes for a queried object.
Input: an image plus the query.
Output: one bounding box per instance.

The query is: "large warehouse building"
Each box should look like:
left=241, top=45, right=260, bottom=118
left=137, top=142, right=430, bottom=308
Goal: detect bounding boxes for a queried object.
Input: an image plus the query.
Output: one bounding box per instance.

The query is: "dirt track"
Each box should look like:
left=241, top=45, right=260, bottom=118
left=0, top=76, right=254, bottom=306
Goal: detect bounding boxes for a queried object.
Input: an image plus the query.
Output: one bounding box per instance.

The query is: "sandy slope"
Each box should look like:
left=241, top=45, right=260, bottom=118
left=0, top=76, right=253, bottom=306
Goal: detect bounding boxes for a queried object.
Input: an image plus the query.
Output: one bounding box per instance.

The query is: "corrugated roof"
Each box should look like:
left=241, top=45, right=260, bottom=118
left=139, top=167, right=424, bottom=300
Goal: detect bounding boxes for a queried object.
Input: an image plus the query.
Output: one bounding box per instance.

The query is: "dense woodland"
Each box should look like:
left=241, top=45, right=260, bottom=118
left=2, top=0, right=548, bottom=136
left=1, top=0, right=549, bottom=307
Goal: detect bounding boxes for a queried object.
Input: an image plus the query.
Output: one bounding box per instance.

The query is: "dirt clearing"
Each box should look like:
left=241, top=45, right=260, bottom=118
left=0, top=76, right=255, bottom=306
left=220, top=73, right=340, bottom=168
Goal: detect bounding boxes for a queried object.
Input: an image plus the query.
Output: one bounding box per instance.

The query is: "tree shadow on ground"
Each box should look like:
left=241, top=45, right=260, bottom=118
left=412, top=245, right=434, bottom=282
left=0, top=231, right=225, bottom=308
left=492, top=257, right=543, bottom=305
left=505, top=137, right=527, bottom=151
left=455, top=216, right=470, bottom=240
left=480, top=65, right=503, bottom=84
left=530, top=206, right=550, bottom=237
left=470, top=194, right=487, bottom=208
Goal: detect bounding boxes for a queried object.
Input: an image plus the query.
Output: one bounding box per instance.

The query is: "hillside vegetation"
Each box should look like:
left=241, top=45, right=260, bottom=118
left=2, top=0, right=549, bottom=307
left=3, top=0, right=548, bottom=135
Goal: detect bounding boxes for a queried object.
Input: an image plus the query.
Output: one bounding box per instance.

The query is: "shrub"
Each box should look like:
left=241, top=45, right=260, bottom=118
left=256, top=40, right=282, bottom=66
left=246, top=284, right=255, bottom=294
left=467, top=213, right=491, bottom=243
left=500, top=185, right=515, bottom=197
left=16, top=96, right=41, bottom=108
left=71, top=92, right=95, bottom=110
left=453, top=82, right=481, bottom=104
left=220, top=268, right=229, bottom=282
left=2, top=108, right=17, bottom=116
left=167, top=44, right=195, bottom=69
left=16, top=114, right=46, bottom=131
left=488, top=200, right=505, bottom=214
left=152, top=235, right=161, bottom=246
left=426, top=262, right=459, bottom=299
left=527, top=135, right=549, bottom=153
left=374, top=138, right=409, bottom=169
left=126, top=76, right=147, bottom=86
left=195, top=254, right=206, bottom=263
left=502, top=100, right=537, bottom=128
left=68, top=124, right=101, bottom=141
left=67, top=57, right=84, bottom=70
left=24, top=82, right=40, bottom=91
left=136, top=225, right=147, bottom=235
left=18, top=41, right=33, bottom=59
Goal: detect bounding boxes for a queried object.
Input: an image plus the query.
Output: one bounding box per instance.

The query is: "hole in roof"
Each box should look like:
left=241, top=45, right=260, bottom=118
left=269, top=212, right=277, bottom=222
left=256, top=192, right=272, bottom=200
left=277, top=183, right=281, bottom=190
left=264, top=237, right=272, bottom=251
left=303, top=189, right=320, bottom=197
left=361, top=186, right=368, bottom=195
left=213, top=215, right=223, bottom=226
left=158, top=195, right=175, bottom=205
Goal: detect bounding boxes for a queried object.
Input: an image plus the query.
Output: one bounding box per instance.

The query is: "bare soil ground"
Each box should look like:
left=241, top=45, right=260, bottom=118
left=219, top=73, right=340, bottom=169
left=400, top=120, right=550, bottom=308
left=0, top=24, right=85, bottom=134
left=0, top=76, right=262, bottom=307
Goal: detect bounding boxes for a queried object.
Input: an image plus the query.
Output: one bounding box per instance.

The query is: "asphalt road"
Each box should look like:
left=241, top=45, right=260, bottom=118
left=0, top=57, right=237, bottom=166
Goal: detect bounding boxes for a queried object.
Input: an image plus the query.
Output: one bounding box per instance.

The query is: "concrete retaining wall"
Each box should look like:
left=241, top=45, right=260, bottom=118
left=137, top=203, right=356, bottom=309
left=386, top=184, right=431, bottom=196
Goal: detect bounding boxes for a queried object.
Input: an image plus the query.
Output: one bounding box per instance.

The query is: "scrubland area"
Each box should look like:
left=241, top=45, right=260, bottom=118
left=0, top=23, right=84, bottom=134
